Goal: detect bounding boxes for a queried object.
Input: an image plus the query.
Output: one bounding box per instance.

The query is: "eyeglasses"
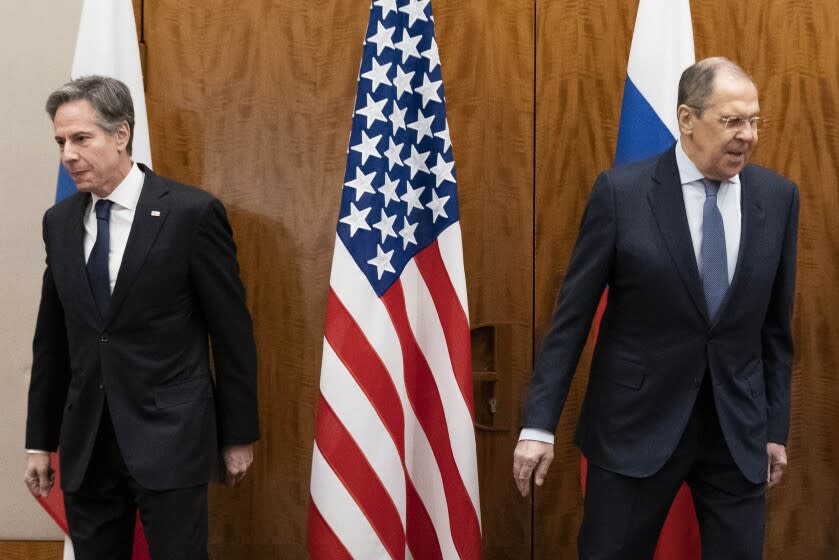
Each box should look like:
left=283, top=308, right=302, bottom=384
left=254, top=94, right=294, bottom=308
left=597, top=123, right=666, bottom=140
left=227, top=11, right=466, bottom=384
left=688, top=106, right=761, bottom=131
left=712, top=113, right=762, bottom=131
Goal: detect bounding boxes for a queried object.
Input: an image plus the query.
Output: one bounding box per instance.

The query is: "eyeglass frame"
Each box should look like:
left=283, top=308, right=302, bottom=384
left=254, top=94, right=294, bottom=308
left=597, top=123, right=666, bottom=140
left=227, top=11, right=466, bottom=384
left=685, top=105, right=762, bottom=131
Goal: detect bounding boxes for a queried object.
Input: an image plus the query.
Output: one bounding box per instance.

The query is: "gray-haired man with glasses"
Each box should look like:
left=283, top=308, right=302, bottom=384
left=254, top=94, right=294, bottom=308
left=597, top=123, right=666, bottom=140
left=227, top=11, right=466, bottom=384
left=514, top=57, right=798, bottom=559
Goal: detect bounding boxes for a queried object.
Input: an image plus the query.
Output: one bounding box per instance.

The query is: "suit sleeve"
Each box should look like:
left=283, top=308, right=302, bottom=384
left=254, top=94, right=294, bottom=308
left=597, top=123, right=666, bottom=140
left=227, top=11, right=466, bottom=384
left=190, top=198, right=260, bottom=446
left=521, top=171, right=616, bottom=432
left=25, top=215, right=72, bottom=451
left=762, top=182, right=799, bottom=445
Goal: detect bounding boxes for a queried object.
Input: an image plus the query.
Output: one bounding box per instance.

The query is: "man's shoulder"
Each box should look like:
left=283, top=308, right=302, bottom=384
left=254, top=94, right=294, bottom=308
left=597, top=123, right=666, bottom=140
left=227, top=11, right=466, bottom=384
left=740, top=163, right=797, bottom=190
left=601, top=148, right=673, bottom=191
left=611, top=152, right=663, bottom=176
left=43, top=191, right=86, bottom=223
left=141, top=167, right=219, bottom=208
left=740, top=164, right=798, bottom=212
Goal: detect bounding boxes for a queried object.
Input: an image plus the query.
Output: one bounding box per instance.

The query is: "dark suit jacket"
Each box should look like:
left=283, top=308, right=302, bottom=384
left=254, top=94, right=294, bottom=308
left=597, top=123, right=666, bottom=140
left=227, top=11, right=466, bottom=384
left=26, top=164, right=260, bottom=492
left=523, top=146, right=799, bottom=484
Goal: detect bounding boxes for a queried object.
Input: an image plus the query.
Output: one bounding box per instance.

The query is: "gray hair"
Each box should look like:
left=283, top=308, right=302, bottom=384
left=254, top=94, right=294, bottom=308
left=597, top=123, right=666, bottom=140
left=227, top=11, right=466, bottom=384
left=46, top=75, right=136, bottom=155
left=678, top=57, right=754, bottom=115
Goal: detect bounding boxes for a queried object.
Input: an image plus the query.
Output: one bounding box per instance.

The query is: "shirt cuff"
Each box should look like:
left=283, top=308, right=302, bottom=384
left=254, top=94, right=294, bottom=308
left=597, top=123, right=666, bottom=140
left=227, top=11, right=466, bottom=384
left=518, top=428, right=555, bottom=445
left=25, top=449, right=50, bottom=454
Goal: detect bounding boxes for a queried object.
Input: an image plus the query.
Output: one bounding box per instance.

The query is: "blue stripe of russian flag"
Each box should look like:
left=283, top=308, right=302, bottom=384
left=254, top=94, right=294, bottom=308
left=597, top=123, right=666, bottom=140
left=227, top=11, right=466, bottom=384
left=614, top=76, right=676, bottom=167
left=56, top=164, right=76, bottom=203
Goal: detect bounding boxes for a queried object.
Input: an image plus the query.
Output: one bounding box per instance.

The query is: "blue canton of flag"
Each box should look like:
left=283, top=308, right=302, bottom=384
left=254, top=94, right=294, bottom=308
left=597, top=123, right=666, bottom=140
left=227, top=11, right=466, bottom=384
left=338, top=0, right=457, bottom=296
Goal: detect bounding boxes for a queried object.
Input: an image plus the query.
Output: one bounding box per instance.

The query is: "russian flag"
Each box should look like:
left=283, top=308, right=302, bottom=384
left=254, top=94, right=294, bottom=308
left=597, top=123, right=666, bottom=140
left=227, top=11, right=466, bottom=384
left=615, top=0, right=694, bottom=164
left=55, top=0, right=152, bottom=202
left=585, top=1, right=700, bottom=559
left=45, top=1, right=152, bottom=558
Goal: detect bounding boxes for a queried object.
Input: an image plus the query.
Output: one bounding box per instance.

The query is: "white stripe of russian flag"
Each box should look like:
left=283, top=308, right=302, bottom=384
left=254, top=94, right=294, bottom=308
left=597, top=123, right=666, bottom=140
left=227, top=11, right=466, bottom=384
left=626, top=0, right=695, bottom=137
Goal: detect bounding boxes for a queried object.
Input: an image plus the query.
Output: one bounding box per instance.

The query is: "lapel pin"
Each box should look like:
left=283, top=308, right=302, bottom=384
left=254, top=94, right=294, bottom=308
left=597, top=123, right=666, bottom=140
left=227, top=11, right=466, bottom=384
left=150, top=210, right=161, bottom=217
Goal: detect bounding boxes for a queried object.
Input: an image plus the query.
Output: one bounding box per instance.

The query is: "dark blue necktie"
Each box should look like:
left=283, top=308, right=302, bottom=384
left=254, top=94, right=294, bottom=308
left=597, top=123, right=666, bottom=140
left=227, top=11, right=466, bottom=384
left=701, top=179, right=728, bottom=319
left=87, top=199, right=113, bottom=317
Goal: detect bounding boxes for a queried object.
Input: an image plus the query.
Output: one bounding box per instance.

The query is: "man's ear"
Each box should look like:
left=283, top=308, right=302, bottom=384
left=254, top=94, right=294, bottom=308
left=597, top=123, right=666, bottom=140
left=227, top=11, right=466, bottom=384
left=677, top=104, right=694, bottom=135
left=114, top=121, right=130, bottom=152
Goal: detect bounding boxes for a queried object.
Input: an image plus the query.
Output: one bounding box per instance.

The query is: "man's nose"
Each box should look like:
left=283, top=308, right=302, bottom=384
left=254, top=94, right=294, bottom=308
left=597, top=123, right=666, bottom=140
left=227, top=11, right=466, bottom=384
left=736, top=124, right=757, bottom=142
left=61, top=143, right=79, bottom=162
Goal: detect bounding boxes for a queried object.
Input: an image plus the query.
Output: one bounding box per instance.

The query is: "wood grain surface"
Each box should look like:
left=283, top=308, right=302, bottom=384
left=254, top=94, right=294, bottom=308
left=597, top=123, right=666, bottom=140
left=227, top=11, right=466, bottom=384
left=138, top=0, right=534, bottom=557
left=0, top=541, right=62, bottom=560
left=133, top=0, right=838, bottom=558
left=434, top=2, right=535, bottom=557
left=534, top=1, right=839, bottom=558
left=140, top=1, right=371, bottom=556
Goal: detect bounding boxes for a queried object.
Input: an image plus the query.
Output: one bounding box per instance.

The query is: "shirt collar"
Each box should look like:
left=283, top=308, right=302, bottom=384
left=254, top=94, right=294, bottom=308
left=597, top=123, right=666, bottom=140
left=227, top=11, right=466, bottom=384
left=91, top=162, right=145, bottom=210
left=675, top=138, right=741, bottom=187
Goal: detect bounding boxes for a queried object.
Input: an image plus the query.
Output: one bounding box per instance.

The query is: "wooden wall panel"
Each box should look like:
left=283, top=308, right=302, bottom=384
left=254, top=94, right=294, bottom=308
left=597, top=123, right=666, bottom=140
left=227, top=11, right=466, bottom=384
left=535, top=0, right=839, bottom=558
left=692, top=1, right=839, bottom=557
left=533, top=1, right=634, bottom=557
left=129, top=0, right=839, bottom=557
left=434, top=2, right=535, bottom=557
left=141, top=1, right=534, bottom=558
left=0, top=541, right=62, bottom=560
left=142, top=2, right=370, bottom=557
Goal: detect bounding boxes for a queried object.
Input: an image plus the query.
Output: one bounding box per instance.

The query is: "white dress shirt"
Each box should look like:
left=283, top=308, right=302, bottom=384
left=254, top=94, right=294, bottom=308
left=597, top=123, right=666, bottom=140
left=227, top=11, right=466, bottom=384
left=675, top=139, right=741, bottom=284
left=520, top=140, right=742, bottom=445
left=84, top=163, right=145, bottom=293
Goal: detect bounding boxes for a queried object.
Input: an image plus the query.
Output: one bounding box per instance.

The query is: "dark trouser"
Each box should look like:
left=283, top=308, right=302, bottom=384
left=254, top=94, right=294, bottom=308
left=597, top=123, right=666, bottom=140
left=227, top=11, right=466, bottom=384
left=64, top=403, right=209, bottom=560
left=578, top=377, right=767, bottom=560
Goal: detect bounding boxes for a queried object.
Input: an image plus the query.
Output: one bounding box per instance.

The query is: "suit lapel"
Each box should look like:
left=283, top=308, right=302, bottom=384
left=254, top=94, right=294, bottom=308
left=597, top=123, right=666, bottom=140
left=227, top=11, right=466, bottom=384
left=105, top=167, right=169, bottom=326
left=647, top=148, right=709, bottom=321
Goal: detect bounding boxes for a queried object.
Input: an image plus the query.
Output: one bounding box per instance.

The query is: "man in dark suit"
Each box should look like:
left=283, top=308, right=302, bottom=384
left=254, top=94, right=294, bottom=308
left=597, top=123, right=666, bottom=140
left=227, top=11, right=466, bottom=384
left=24, top=76, right=260, bottom=560
left=513, top=58, right=798, bottom=559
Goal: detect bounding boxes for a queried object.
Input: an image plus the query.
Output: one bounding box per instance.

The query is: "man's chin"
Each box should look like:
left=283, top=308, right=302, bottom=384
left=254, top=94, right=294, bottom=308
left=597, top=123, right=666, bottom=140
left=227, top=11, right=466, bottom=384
left=723, top=156, right=749, bottom=178
left=732, top=161, right=749, bottom=176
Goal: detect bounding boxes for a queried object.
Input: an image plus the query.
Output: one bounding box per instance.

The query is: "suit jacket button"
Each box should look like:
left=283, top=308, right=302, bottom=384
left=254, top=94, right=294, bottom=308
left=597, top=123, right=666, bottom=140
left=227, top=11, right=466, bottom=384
left=100, top=335, right=109, bottom=343
left=98, top=383, right=104, bottom=390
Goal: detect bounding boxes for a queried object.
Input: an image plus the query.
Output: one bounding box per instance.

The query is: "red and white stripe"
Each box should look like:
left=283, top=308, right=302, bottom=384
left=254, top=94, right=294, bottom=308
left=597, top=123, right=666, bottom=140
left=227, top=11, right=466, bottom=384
left=310, top=224, right=481, bottom=559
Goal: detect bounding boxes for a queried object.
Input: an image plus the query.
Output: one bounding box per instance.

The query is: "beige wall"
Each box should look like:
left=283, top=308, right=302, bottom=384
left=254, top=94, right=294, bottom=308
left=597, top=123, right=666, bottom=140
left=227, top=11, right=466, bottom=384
left=0, top=1, right=83, bottom=539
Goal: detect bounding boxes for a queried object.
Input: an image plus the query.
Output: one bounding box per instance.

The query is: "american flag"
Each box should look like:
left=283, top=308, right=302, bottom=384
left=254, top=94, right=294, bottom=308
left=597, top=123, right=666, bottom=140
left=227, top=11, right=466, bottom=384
left=308, top=0, right=482, bottom=558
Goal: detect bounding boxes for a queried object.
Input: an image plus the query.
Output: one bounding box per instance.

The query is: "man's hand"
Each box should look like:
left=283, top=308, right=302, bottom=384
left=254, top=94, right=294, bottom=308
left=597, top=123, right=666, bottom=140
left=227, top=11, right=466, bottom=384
left=223, top=443, right=254, bottom=487
left=767, top=442, right=787, bottom=488
left=512, top=440, right=554, bottom=497
left=24, top=452, right=54, bottom=498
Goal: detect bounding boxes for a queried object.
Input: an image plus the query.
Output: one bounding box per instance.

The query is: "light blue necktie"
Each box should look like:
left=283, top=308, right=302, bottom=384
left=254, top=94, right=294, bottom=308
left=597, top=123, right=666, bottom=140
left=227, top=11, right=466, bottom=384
left=87, top=199, right=113, bottom=317
left=701, top=179, right=728, bottom=319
